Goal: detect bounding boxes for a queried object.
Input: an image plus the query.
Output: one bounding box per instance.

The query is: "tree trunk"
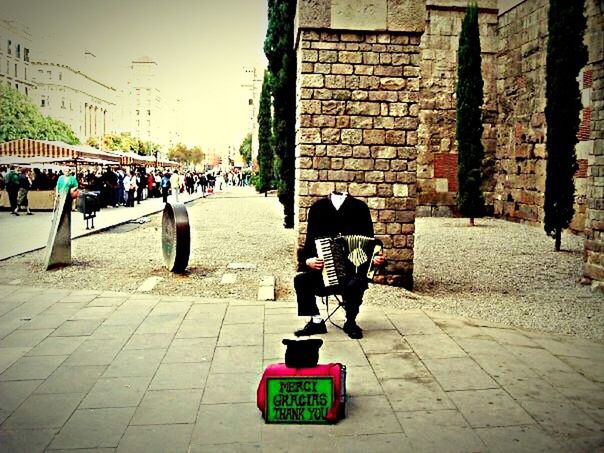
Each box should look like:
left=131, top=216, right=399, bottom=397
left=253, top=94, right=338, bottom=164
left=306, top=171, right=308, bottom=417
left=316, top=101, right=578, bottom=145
left=264, top=191, right=267, bottom=198
left=470, top=217, right=475, bottom=226
left=555, top=228, right=561, bottom=251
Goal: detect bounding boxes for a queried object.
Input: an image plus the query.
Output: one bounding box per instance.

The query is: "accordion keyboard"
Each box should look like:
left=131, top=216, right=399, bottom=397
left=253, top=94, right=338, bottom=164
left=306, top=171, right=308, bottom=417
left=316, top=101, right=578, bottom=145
left=316, top=237, right=340, bottom=288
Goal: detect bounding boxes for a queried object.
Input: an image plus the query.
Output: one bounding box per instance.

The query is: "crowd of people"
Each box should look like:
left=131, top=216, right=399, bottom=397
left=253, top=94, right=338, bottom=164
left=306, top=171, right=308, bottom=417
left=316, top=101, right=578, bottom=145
left=1, top=164, right=250, bottom=216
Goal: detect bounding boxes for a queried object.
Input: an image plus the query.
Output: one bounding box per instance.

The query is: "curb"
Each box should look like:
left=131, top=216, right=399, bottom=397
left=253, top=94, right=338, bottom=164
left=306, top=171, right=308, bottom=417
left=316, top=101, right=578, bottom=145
left=0, top=193, right=208, bottom=261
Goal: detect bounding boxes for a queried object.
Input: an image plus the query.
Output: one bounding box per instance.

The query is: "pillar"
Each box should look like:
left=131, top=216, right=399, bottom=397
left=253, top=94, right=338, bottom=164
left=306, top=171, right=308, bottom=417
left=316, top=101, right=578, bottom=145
left=294, top=0, right=426, bottom=289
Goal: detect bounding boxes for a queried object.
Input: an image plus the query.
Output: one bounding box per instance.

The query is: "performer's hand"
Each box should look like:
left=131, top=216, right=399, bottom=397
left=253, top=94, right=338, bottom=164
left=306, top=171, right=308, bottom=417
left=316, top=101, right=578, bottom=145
left=306, top=257, right=324, bottom=270
left=372, top=251, right=385, bottom=267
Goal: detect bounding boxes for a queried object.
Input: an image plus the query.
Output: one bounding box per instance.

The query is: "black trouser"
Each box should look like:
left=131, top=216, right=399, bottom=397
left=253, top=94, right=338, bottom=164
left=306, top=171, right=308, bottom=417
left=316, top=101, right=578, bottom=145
left=126, top=189, right=135, bottom=207
left=162, top=187, right=169, bottom=203
left=294, top=271, right=365, bottom=322
left=7, top=188, right=18, bottom=211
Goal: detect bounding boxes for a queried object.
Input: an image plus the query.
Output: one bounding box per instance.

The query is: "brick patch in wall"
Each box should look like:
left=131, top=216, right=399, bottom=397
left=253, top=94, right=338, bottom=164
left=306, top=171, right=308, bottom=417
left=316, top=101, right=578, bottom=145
left=578, top=107, right=592, bottom=142
left=433, top=153, right=457, bottom=192
left=583, top=69, right=593, bottom=89
left=575, top=159, right=588, bottom=178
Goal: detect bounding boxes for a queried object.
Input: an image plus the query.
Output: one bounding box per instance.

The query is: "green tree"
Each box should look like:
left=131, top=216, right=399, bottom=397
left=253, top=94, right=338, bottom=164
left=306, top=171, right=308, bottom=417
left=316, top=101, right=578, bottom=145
left=101, top=133, right=134, bottom=151
left=168, top=143, right=191, bottom=164
left=456, top=3, right=484, bottom=226
left=0, top=83, right=79, bottom=144
left=256, top=70, right=274, bottom=196
left=543, top=0, right=587, bottom=251
left=86, top=136, right=100, bottom=148
left=189, top=146, right=205, bottom=166
left=264, top=0, right=297, bottom=228
left=239, top=133, right=252, bottom=166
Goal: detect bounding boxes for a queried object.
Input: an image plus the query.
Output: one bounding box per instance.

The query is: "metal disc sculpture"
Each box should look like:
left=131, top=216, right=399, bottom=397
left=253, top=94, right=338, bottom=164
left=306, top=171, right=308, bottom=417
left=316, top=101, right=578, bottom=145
left=162, top=202, right=190, bottom=273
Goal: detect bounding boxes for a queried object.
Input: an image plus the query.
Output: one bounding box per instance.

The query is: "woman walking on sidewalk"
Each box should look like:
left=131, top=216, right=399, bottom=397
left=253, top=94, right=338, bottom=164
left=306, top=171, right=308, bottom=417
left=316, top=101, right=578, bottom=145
left=16, top=168, right=33, bottom=215
left=125, top=171, right=137, bottom=207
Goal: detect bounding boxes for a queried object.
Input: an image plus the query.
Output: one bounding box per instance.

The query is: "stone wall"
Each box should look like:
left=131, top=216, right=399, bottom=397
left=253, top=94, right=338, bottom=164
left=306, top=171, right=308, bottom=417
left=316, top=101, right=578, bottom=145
left=493, top=0, right=548, bottom=226
left=417, top=0, right=499, bottom=217
left=493, top=0, right=591, bottom=233
left=583, top=0, right=604, bottom=289
left=295, top=0, right=426, bottom=289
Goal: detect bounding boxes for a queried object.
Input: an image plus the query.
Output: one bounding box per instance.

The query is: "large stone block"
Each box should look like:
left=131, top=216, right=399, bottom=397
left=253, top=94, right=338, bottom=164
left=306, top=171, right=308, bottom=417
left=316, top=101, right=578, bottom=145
left=331, top=0, right=388, bottom=31
left=296, top=0, right=331, bottom=29
left=388, top=0, right=426, bottom=33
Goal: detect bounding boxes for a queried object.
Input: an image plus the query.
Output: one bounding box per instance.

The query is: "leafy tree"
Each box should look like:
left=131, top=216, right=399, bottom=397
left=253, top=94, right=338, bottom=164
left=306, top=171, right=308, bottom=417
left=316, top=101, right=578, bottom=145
left=264, top=0, right=297, bottom=228
left=168, top=143, right=191, bottom=164
left=239, top=133, right=252, bottom=166
left=543, top=0, right=587, bottom=251
left=101, top=133, right=134, bottom=151
left=86, top=136, right=100, bottom=148
left=189, top=146, right=205, bottom=166
left=256, top=70, right=274, bottom=196
left=130, top=139, right=160, bottom=156
left=456, top=2, right=484, bottom=226
left=0, top=83, right=79, bottom=145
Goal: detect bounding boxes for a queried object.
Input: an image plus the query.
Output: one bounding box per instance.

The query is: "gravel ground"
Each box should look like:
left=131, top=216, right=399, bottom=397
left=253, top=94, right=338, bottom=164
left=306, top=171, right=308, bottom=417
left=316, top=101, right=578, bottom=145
left=0, top=186, right=601, bottom=341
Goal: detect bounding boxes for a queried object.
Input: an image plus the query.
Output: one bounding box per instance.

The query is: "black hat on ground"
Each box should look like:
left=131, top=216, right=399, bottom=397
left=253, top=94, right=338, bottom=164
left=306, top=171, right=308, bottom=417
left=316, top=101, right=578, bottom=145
left=282, top=338, right=323, bottom=368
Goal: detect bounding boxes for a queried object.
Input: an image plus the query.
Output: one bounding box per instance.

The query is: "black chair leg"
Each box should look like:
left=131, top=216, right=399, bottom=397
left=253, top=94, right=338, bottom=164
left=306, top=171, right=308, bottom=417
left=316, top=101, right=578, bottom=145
left=322, top=295, right=345, bottom=329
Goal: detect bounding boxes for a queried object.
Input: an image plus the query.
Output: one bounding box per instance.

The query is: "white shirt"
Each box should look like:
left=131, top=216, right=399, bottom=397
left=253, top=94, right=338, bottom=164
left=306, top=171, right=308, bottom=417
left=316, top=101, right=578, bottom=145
left=330, top=192, right=348, bottom=211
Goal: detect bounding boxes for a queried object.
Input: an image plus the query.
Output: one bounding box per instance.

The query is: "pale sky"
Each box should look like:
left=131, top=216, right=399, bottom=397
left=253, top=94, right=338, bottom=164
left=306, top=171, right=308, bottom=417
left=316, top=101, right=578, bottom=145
left=0, top=0, right=268, bottom=152
left=2, top=0, right=522, bottom=151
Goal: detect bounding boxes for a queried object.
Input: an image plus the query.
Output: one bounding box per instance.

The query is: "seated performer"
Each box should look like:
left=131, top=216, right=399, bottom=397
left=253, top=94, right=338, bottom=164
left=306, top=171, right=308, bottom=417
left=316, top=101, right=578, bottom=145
left=294, top=191, right=385, bottom=339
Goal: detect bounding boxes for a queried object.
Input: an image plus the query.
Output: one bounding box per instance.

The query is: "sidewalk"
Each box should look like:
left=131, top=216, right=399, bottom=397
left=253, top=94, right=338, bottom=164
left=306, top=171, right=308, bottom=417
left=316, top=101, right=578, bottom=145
left=0, top=190, right=207, bottom=261
left=0, top=284, right=602, bottom=452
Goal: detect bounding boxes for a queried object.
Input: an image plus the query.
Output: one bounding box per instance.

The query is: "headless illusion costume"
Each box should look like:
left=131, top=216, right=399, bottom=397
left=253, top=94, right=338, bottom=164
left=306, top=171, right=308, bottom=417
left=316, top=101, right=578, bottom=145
left=294, top=192, right=375, bottom=339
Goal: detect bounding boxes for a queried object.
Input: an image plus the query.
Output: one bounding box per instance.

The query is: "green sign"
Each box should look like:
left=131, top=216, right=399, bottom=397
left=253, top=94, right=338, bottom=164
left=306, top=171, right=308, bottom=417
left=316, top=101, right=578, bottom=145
left=266, top=377, right=333, bottom=424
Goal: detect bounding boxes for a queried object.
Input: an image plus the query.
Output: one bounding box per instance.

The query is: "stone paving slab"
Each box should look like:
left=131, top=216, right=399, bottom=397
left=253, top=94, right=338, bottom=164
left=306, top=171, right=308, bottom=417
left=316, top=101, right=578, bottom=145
left=0, top=284, right=602, bottom=452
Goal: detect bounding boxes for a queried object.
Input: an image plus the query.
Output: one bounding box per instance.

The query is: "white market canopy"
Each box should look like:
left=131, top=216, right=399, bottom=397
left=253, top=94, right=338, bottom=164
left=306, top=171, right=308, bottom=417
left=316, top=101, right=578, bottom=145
left=0, top=139, right=178, bottom=168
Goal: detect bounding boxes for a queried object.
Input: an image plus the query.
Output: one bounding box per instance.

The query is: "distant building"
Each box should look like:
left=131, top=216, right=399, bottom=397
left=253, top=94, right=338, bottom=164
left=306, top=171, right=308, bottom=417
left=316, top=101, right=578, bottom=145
left=0, top=19, right=35, bottom=97
left=242, top=66, right=262, bottom=162
left=30, top=58, right=118, bottom=142
left=127, top=56, right=163, bottom=145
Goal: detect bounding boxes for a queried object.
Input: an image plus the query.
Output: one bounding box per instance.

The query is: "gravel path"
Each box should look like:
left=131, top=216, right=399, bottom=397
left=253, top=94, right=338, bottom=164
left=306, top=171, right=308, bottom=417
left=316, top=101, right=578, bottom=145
left=0, top=186, right=601, bottom=341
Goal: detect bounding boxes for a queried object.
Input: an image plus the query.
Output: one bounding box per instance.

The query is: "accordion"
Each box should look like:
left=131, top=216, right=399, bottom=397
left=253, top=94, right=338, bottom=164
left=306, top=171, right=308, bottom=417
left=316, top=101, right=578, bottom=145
left=315, top=235, right=383, bottom=294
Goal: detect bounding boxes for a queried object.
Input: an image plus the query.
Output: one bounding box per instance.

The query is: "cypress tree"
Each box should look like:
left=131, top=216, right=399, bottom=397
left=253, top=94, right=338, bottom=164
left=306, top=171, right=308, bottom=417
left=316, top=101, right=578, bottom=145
left=256, top=70, right=274, bottom=196
left=264, top=0, right=297, bottom=228
left=543, top=0, right=587, bottom=251
left=456, top=2, right=485, bottom=226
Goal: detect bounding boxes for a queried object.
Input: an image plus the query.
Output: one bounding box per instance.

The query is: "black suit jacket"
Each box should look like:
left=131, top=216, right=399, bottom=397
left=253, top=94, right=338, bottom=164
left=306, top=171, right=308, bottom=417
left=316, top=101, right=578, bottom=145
left=300, top=195, right=374, bottom=270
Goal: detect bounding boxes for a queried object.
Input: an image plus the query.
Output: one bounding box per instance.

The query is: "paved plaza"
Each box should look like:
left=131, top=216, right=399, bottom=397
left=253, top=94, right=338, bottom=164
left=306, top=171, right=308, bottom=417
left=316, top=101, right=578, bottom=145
left=0, top=284, right=602, bottom=452
left=0, top=187, right=602, bottom=452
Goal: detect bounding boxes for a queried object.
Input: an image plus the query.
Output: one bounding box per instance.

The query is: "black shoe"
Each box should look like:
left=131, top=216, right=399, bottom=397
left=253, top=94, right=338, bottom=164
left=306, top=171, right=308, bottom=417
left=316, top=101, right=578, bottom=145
left=343, top=321, right=363, bottom=339
left=12, top=211, right=19, bottom=216
left=27, top=212, right=33, bottom=215
left=294, top=320, right=327, bottom=337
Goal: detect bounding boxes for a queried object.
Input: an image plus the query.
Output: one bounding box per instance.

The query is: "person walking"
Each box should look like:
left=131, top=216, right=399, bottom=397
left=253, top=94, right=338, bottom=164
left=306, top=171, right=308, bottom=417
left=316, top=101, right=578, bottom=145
left=125, top=171, right=137, bottom=207
left=161, top=172, right=171, bottom=203
left=136, top=171, right=144, bottom=204
left=170, top=170, right=181, bottom=202
left=4, top=165, right=20, bottom=215
left=116, top=168, right=125, bottom=206
left=147, top=172, right=155, bottom=198
left=199, top=173, right=208, bottom=197
left=16, top=168, right=33, bottom=215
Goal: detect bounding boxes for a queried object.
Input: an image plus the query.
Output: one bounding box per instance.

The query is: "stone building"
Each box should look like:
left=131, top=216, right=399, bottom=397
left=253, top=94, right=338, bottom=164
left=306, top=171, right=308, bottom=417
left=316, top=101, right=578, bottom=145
left=582, top=0, right=604, bottom=288
left=125, top=57, right=164, bottom=146
left=0, top=19, right=35, bottom=97
left=31, top=60, right=118, bottom=142
left=294, top=0, right=603, bottom=289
